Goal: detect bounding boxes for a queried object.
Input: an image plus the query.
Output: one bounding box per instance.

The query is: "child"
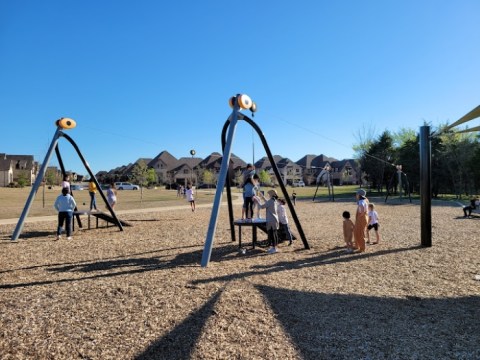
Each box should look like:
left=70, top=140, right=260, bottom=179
left=342, top=211, right=355, bottom=253
left=278, top=198, right=294, bottom=245
left=354, top=189, right=369, bottom=253
left=107, top=183, right=117, bottom=209
left=258, top=189, right=280, bottom=254
left=367, top=203, right=381, bottom=244
left=186, top=183, right=195, bottom=212
left=88, top=178, right=98, bottom=211
left=54, top=187, right=77, bottom=240
left=241, top=164, right=256, bottom=220
left=291, top=191, right=297, bottom=206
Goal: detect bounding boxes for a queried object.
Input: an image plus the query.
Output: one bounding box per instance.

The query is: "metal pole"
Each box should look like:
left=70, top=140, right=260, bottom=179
left=201, top=110, right=239, bottom=267
left=12, top=127, right=63, bottom=240
left=420, top=126, right=432, bottom=247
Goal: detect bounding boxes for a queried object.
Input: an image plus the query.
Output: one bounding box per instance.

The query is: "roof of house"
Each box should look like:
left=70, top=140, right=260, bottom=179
left=148, top=150, right=178, bottom=168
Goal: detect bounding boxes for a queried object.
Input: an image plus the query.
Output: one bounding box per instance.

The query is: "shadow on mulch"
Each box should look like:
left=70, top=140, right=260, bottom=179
left=134, top=288, right=224, bottom=360
left=257, top=285, right=480, bottom=359
left=0, top=244, right=209, bottom=289
left=131, top=283, right=479, bottom=359
left=193, top=245, right=424, bottom=285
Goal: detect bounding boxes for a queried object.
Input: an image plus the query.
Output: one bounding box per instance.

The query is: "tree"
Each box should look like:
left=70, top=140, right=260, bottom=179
left=146, top=168, right=158, bottom=186
left=131, top=160, right=149, bottom=202
left=201, top=169, right=216, bottom=188
left=258, top=169, right=271, bottom=186
left=360, top=131, right=396, bottom=193
left=44, top=169, right=57, bottom=186
left=16, top=171, right=29, bottom=188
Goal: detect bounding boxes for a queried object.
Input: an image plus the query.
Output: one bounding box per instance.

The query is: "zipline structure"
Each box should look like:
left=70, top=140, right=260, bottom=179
left=11, top=118, right=123, bottom=241
left=201, top=94, right=309, bottom=267
left=312, top=165, right=334, bottom=202
left=420, top=105, right=480, bottom=247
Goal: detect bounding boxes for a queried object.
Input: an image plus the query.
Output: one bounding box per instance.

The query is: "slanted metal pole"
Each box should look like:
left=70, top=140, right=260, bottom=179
left=420, top=126, right=432, bottom=247
left=12, top=127, right=63, bottom=240
left=201, top=109, right=239, bottom=267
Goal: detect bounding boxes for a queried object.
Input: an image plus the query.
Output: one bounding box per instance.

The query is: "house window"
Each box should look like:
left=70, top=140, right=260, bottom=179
left=184, top=169, right=189, bottom=174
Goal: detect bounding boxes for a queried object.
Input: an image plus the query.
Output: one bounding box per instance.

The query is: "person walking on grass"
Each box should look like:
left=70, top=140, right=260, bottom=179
left=88, top=178, right=98, bottom=211
left=354, top=189, right=369, bottom=253
left=258, top=189, right=280, bottom=254
left=342, top=211, right=355, bottom=253
left=367, top=203, right=381, bottom=244
left=54, top=187, right=76, bottom=240
left=186, top=183, right=196, bottom=212
left=107, top=182, right=117, bottom=209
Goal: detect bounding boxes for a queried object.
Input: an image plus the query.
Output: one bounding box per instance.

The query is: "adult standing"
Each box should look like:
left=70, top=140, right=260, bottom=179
left=354, top=189, right=369, bottom=252
left=88, top=178, right=98, bottom=211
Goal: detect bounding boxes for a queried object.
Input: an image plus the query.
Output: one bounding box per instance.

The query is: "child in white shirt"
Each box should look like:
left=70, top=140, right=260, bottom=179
left=278, top=198, right=294, bottom=246
left=367, top=203, right=381, bottom=244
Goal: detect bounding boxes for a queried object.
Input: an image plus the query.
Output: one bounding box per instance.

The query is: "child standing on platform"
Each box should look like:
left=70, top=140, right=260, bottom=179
left=367, top=203, right=381, bottom=244
left=342, top=211, right=355, bottom=253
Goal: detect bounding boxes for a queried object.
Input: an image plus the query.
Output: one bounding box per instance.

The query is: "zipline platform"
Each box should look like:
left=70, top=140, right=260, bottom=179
left=73, top=211, right=132, bottom=231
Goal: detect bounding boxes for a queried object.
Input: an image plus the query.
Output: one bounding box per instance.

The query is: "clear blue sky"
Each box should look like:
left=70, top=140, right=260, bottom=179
left=1, top=1, right=479, bottom=175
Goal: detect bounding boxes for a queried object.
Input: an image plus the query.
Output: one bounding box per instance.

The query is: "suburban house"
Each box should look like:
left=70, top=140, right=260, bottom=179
left=148, top=151, right=178, bottom=184
left=0, top=149, right=360, bottom=187
left=0, top=154, right=38, bottom=186
left=0, top=157, right=13, bottom=187
left=254, top=155, right=303, bottom=185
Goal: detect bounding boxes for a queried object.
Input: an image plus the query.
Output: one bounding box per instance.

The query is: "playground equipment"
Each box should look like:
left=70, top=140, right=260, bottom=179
left=11, top=118, right=124, bottom=241
left=420, top=105, right=480, bottom=247
left=384, top=164, right=412, bottom=203
left=201, top=94, right=310, bottom=267
left=312, top=164, right=334, bottom=202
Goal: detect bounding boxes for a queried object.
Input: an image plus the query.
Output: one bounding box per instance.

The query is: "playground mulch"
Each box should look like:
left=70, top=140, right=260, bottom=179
left=0, top=199, right=479, bottom=359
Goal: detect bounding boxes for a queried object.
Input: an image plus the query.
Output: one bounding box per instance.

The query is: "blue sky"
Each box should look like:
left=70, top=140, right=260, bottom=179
left=1, top=1, right=479, bottom=175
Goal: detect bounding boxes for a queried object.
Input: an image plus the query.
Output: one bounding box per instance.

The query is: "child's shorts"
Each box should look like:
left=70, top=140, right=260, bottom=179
left=367, top=223, right=379, bottom=231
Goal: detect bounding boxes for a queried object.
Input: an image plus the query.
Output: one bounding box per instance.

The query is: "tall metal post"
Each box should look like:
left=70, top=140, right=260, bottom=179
left=419, top=126, right=432, bottom=247
left=12, top=127, right=63, bottom=240
left=201, top=108, right=239, bottom=267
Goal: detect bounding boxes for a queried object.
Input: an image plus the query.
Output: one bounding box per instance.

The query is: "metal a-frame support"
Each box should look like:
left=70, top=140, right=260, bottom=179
left=12, top=120, right=123, bottom=241
left=201, top=96, right=309, bottom=267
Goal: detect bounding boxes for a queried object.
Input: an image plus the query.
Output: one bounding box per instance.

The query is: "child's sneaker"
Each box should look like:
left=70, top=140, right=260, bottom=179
left=267, top=247, right=278, bottom=254
left=55, top=235, right=61, bottom=241
left=67, top=237, right=72, bottom=240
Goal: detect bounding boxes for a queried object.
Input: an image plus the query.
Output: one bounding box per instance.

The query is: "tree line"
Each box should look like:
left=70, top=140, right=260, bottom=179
left=355, top=125, right=480, bottom=198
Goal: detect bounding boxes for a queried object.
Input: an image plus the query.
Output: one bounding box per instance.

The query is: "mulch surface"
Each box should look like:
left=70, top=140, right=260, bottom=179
left=1, top=199, right=479, bottom=359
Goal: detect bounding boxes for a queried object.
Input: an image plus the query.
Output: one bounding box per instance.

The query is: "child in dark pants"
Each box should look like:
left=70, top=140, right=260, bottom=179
left=54, top=187, right=77, bottom=240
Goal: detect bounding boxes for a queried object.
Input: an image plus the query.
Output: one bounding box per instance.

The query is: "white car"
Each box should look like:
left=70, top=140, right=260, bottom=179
left=292, top=180, right=305, bottom=187
left=115, top=182, right=140, bottom=190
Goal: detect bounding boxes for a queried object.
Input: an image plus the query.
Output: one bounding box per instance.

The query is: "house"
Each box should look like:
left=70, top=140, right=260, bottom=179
left=0, top=157, right=13, bottom=187
left=169, top=156, right=202, bottom=186
left=148, top=151, right=178, bottom=184
left=254, top=155, right=303, bottom=185
left=0, top=154, right=38, bottom=186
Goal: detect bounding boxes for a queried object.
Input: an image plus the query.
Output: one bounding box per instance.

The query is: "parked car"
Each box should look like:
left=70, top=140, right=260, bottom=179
left=71, top=184, right=84, bottom=190
left=114, top=182, right=140, bottom=190
left=292, top=180, right=305, bottom=187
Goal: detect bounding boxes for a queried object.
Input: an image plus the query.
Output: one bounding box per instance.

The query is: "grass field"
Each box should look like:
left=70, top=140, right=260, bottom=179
left=0, top=185, right=361, bottom=220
